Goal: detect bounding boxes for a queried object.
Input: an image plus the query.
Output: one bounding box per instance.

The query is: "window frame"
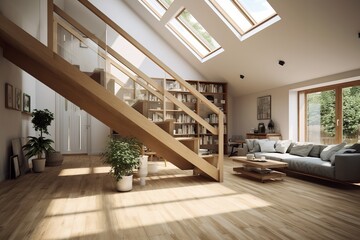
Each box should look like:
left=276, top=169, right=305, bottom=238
left=138, top=0, right=173, bottom=19
left=299, top=80, right=360, bottom=144
left=166, top=8, right=222, bottom=60
left=207, top=0, right=279, bottom=37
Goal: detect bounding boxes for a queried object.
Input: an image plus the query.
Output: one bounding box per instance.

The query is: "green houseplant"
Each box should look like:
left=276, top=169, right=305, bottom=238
left=102, top=136, right=141, bottom=191
left=23, top=109, right=54, bottom=172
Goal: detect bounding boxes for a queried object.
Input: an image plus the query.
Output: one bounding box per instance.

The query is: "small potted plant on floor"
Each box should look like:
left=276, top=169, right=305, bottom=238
left=102, top=136, right=142, bottom=191
left=23, top=109, right=54, bottom=172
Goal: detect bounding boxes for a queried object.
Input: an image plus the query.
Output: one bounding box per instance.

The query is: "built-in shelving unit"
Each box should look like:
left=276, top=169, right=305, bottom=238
left=132, top=78, right=227, bottom=154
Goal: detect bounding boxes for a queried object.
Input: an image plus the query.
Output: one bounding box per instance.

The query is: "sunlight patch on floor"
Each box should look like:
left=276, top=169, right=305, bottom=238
left=58, top=167, right=91, bottom=176
left=58, top=166, right=110, bottom=176
left=112, top=193, right=271, bottom=229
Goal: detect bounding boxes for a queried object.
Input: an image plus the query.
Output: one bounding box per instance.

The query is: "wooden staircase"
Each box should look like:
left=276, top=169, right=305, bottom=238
left=0, top=14, right=222, bottom=181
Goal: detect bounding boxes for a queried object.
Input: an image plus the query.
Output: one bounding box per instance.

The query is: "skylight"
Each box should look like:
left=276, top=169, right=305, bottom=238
left=206, top=0, right=280, bottom=40
left=166, top=9, right=222, bottom=62
left=138, top=0, right=174, bottom=19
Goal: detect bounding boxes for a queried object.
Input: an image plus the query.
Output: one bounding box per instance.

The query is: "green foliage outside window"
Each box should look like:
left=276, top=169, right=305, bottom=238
left=307, top=86, right=360, bottom=141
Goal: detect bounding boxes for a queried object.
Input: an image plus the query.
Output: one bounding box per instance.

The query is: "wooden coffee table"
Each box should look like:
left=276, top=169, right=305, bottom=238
left=231, top=156, right=288, bottom=182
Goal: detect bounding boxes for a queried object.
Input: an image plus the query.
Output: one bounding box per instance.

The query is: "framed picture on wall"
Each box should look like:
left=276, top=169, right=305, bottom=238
left=15, top=88, right=22, bottom=111
left=257, top=95, right=271, bottom=120
left=23, top=93, right=31, bottom=113
left=5, top=83, right=13, bottom=109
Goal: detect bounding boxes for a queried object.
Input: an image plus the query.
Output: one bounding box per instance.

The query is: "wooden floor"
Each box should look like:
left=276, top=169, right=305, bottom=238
left=0, top=155, right=360, bottom=240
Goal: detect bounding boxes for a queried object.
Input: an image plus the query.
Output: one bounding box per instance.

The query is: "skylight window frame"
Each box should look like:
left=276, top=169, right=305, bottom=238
left=207, top=0, right=278, bottom=37
left=166, top=8, right=222, bottom=61
left=138, top=0, right=173, bottom=19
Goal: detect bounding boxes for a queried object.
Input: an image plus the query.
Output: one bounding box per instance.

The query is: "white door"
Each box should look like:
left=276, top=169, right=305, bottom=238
left=60, top=98, right=89, bottom=154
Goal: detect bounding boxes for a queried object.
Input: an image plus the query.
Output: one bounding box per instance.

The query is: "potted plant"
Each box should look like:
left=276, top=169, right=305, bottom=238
left=102, top=136, right=142, bottom=191
left=23, top=109, right=54, bottom=172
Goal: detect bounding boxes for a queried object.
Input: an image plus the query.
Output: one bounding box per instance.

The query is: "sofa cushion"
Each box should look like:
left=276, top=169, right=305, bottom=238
left=245, top=139, right=256, bottom=152
left=308, top=144, right=327, bottom=158
left=257, top=152, right=297, bottom=161
left=290, top=143, right=314, bottom=157
left=282, top=157, right=335, bottom=179
left=252, top=139, right=268, bottom=152
left=320, top=142, right=346, bottom=161
left=286, top=142, right=295, bottom=153
left=259, top=140, right=276, bottom=152
left=275, top=140, right=292, bottom=154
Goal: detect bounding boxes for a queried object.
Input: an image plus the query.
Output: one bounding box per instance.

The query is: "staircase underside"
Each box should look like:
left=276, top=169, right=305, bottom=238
left=0, top=14, right=220, bottom=181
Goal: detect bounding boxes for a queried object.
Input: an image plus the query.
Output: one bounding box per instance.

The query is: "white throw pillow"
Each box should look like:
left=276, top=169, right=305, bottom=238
left=253, top=139, right=269, bottom=152
left=259, top=140, right=276, bottom=153
left=320, top=142, right=346, bottom=161
left=275, top=140, right=292, bottom=154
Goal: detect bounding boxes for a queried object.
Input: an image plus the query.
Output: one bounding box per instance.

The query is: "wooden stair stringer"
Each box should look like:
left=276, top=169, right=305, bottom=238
left=0, top=14, right=220, bottom=181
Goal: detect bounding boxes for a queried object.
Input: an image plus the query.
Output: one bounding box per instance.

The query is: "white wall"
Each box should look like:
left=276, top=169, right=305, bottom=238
left=232, top=69, right=360, bottom=141
left=0, top=0, right=44, bottom=181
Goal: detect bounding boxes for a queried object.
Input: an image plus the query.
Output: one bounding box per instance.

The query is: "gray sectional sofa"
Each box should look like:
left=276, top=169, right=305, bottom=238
left=242, top=139, right=360, bottom=182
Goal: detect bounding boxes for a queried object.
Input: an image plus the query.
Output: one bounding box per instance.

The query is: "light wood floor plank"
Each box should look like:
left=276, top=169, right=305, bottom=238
left=0, top=155, right=359, bottom=240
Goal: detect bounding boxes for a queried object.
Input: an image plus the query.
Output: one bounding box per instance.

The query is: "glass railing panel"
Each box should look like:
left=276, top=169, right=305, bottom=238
left=52, top=1, right=223, bottom=156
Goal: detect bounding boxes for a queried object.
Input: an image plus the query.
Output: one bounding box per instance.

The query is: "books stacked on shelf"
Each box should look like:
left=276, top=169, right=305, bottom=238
left=176, top=114, right=195, bottom=123
left=200, top=126, right=207, bottom=134
left=151, top=113, right=163, bottom=122
left=148, top=94, right=160, bottom=101
left=199, top=83, right=223, bottom=93
left=175, top=93, right=197, bottom=103
left=200, top=135, right=214, bottom=145
left=175, top=125, right=196, bottom=135
left=209, top=113, right=218, bottom=123
left=165, top=113, right=174, bottom=119
left=199, top=149, right=210, bottom=155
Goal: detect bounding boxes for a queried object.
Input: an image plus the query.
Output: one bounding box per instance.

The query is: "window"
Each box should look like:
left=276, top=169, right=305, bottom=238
left=206, top=0, right=280, bottom=40
left=166, top=9, right=222, bottom=61
left=138, top=0, right=174, bottom=19
left=300, top=81, right=360, bottom=145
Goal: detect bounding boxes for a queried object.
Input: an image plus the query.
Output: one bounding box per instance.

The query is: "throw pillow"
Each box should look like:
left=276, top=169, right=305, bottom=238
left=275, top=140, right=292, bottom=154
left=308, top=144, right=327, bottom=158
left=320, top=142, right=346, bottom=161
left=348, top=143, right=360, bottom=153
left=259, top=140, right=276, bottom=153
left=245, top=139, right=256, bottom=152
left=286, top=142, right=295, bottom=153
left=330, top=148, right=356, bottom=165
left=289, top=143, right=314, bottom=157
left=253, top=139, right=269, bottom=152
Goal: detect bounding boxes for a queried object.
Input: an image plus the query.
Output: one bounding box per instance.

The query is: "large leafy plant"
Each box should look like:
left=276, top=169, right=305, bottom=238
left=102, top=136, right=141, bottom=181
left=23, top=109, right=54, bottom=159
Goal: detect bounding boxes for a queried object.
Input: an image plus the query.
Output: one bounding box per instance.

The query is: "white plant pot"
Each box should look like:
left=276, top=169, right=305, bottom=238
left=138, top=155, right=148, bottom=186
left=148, top=162, right=158, bottom=174
left=116, top=175, right=133, bottom=192
left=32, top=158, right=46, bottom=173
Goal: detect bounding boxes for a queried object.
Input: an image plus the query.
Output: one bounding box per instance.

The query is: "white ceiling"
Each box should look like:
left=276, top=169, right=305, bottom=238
left=123, top=0, right=360, bottom=96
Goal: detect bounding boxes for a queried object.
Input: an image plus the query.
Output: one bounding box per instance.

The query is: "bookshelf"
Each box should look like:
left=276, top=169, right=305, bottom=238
left=133, top=78, right=228, bottom=154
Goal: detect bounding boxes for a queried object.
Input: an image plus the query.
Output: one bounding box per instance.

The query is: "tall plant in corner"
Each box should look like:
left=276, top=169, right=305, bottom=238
left=23, top=109, right=54, bottom=172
